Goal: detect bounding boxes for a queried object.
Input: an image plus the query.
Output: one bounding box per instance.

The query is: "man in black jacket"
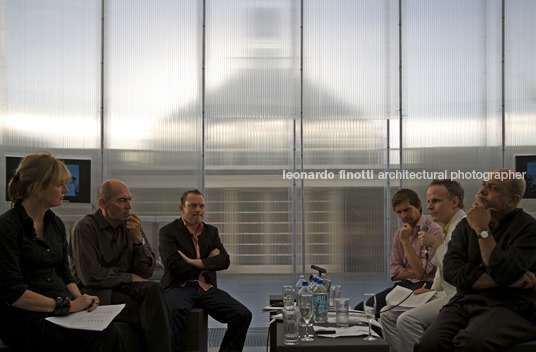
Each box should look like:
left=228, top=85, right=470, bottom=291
left=159, top=189, right=251, bottom=352
left=415, top=169, right=536, bottom=351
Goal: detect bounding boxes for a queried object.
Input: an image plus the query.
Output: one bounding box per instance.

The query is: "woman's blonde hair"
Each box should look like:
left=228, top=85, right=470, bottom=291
left=7, top=151, right=71, bottom=204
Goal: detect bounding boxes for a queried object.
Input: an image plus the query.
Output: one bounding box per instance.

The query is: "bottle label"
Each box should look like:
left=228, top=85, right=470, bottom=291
left=313, top=293, right=328, bottom=322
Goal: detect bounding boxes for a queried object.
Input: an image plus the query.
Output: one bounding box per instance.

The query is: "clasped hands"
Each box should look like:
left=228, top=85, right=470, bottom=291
left=72, top=294, right=100, bottom=313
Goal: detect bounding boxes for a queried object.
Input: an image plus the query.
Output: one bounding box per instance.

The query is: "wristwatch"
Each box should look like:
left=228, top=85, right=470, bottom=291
left=477, top=231, right=490, bottom=239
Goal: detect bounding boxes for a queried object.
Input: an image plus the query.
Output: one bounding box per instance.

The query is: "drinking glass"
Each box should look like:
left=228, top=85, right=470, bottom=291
left=282, top=285, right=295, bottom=310
left=363, top=293, right=377, bottom=341
left=335, top=297, right=350, bottom=327
left=283, top=307, right=299, bottom=345
left=329, top=284, right=341, bottom=310
left=298, top=293, right=314, bottom=342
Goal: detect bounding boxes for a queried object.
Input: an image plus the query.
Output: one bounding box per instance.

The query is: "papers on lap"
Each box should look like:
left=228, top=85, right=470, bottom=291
left=45, top=304, right=125, bottom=331
left=385, top=285, right=435, bottom=311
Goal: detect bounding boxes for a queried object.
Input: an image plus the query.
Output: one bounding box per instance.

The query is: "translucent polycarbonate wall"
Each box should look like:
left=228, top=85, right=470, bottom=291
left=301, top=120, right=391, bottom=274
left=204, top=0, right=300, bottom=119
left=300, top=0, right=398, bottom=275
left=204, top=119, right=297, bottom=273
left=504, top=0, right=536, bottom=211
left=303, top=0, right=398, bottom=120
left=1, top=0, right=536, bottom=279
left=0, top=0, right=101, bottom=217
left=400, top=0, right=503, bottom=204
left=104, top=0, right=202, bottom=215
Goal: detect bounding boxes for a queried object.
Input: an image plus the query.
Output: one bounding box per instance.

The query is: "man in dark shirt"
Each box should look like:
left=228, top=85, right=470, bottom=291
left=159, top=189, right=252, bottom=352
left=69, top=179, right=173, bottom=352
left=415, top=169, right=536, bottom=351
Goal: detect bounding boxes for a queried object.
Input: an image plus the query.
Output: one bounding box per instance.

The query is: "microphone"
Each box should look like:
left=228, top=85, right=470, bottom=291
left=420, top=224, right=429, bottom=258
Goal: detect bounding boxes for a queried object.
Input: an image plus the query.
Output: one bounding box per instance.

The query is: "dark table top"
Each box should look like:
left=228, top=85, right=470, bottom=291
left=273, top=321, right=389, bottom=352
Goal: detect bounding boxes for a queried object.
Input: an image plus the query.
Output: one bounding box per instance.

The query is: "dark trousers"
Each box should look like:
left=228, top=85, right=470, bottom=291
left=354, top=280, right=432, bottom=317
left=0, top=310, right=125, bottom=352
left=111, top=281, right=173, bottom=352
left=165, top=284, right=252, bottom=352
left=414, top=300, right=536, bottom=351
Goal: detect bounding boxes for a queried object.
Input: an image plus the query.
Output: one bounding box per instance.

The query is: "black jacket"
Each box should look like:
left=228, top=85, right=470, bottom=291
left=158, top=218, right=230, bottom=289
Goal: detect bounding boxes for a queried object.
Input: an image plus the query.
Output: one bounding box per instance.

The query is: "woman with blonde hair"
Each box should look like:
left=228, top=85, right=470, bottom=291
left=0, top=151, right=124, bottom=352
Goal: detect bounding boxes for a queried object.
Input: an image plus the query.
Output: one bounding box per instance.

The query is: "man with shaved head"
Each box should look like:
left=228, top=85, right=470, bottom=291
left=70, top=180, right=172, bottom=352
left=415, top=170, right=536, bottom=351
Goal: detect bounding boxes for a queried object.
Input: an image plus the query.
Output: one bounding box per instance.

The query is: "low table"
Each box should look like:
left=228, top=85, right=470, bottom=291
left=270, top=321, right=389, bottom=352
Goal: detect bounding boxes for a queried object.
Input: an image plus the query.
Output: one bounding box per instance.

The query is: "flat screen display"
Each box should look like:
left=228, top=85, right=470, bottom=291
left=515, top=155, right=536, bottom=199
left=5, top=156, right=91, bottom=203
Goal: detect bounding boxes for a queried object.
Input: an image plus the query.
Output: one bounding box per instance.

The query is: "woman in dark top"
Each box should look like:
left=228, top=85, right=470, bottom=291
left=0, top=151, right=124, bottom=352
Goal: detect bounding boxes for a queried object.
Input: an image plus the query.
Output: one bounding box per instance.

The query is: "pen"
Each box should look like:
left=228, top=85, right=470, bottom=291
left=421, top=283, right=426, bottom=289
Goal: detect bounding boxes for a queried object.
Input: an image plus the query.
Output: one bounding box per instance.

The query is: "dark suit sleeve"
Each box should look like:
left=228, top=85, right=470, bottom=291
left=443, top=219, right=486, bottom=291
left=159, top=221, right=202, bottom=282
left=200, top=226, right=230, bottom=271
left=485, top=218, right=536, bottom=286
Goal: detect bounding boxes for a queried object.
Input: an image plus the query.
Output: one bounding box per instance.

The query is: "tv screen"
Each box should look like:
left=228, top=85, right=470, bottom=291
left=5, top=156, right=91, bottom=203
left=515, top=155, right=536, bottom=199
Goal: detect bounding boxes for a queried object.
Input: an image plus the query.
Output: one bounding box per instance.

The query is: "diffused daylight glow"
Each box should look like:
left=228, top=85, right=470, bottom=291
left=5, top=113, right=99, bottom=142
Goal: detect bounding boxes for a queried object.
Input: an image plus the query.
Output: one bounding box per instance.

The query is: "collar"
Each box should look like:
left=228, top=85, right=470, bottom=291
left=95, top=208, right=122, bottom=231
left=491, top=208, right=520, bottom=232
left=415, top=214, right=427, bottom=230
left=181, top=217, right=204, bottom=237
left=444, top=209, right=466, bottom=236
left=14, top=200, right=57, bottom=239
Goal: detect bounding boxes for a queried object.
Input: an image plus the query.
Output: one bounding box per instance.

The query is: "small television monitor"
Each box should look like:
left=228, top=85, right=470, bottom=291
left=515, top=155, right=536, bottom=199
left=5, top=156, right=91, bottom=203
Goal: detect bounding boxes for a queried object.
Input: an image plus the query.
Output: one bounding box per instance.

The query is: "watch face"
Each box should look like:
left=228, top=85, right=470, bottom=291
left=479, top=231, right=489, bottom=239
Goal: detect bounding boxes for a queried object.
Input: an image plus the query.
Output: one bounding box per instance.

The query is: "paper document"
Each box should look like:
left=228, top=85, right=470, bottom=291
left=46, top=304, right=125, bottom=331
left=272, top=310, right=382, bottom=329
left=313, top=325, right=381, bottom=338
left=385, top=285, right=435, bottom=310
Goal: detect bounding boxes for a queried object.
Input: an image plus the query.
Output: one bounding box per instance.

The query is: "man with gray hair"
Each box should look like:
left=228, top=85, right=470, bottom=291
left=70, top=179, right=173, bottom=352
left=415, top=170, right=536, bottom=351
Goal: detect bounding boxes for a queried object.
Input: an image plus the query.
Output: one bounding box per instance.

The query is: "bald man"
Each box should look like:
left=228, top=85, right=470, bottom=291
left=69, top=180, right=172, bottom=352
left=415, top=170, right=536, bottom=351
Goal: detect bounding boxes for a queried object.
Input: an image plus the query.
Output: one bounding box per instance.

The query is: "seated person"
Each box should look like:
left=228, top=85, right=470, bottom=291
left=415, top=170, right=536, bottom=351
left=381, top=179, right=466, bottom=352
left=159, top=189, right=252, bottom=352
left=69, top=179, right=173, bottom=352
left=355, top=188, right=443, bottom=316
left=0, top=152, right=125, bottom=352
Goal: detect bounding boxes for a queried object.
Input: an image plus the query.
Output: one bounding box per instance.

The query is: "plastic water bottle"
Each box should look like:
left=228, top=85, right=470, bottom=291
left=309, top=276, right=318, bottom=293
left=295, top=275, right=306, bottom=291
left=296, top=280, right=311, bottom=326
left=313, top=279, right=328, bottom=323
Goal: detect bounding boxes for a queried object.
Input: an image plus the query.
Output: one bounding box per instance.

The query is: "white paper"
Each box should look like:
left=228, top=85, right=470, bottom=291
left=273, top=310, right=382, bottom=329
left=313, top=325, right=381, bottom=338
left=46, top=304, right=125, bottom=331
left=385, top=285, right=435, bottom=310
